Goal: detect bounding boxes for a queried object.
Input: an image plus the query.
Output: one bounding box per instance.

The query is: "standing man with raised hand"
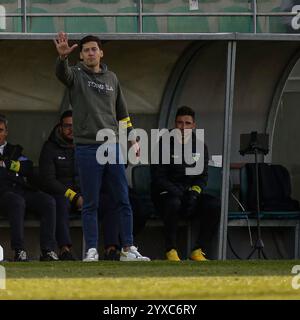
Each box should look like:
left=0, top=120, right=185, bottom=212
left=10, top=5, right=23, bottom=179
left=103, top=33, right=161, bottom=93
left=53, top=32, right=150, bottom=262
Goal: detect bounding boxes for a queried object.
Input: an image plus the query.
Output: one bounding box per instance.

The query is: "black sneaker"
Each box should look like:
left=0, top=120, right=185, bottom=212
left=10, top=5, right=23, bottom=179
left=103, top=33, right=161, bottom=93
left=59, top=250, right=76, bottom=261
left=104, top=248, right=120, bottom=261
left=40, top=250, right=59, bottom=261
left=14, top=250, right=29, bottom=262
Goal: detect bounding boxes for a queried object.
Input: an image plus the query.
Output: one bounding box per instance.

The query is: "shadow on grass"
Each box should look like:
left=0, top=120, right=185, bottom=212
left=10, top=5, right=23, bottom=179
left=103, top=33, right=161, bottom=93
left=0, top=260, right=299, bottom=279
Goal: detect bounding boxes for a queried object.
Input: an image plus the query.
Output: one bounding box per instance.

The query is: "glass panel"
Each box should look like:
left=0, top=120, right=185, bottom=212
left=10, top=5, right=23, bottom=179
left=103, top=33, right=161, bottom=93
left=0, top=0, right=19, bottom=14
left=127, top=16, right=219, bottom=33
left=0, top=0, right=20, bottom=32
left=143, top=0, right=223, bottom=14
left=217, top=1, right=254, bottom=33
left=80, top=0, right=120, bottom=3
left=64, top=7, right=108, bottom=33
left=115, top=1, right=226, bottom=33
left=9, top=7, right=57, bottom=32
left=10, top=0, right=300, bottom=33
left=27, top=0, right=135, bottom=13
left=28, top=16, right=57, bottom=32
left=116, top=5, right=138, bottom=32
left=256, top=0, right=283, bottom=12
left=257, top=15, right=289, bottom=33
left=257, top=0, right=300, bottom=33
left=167, top=6, right=211, bottom=32
left=0, top=16, right=16, bottom=32
left=74, top=0, right=135, bottom=13
left=115, top=5, right=161, bottom=33
left=27, top=0, right=72, bottom=14
left=29, top=0, right=69, bottom=4
left=143, top=15, right=163, bottom=32
left=143, top=0, right=255, bottom=33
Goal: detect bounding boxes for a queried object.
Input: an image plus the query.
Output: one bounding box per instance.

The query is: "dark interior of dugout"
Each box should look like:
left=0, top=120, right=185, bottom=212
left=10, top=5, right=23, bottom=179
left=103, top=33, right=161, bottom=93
left=0, top=38, right=300, bottom=260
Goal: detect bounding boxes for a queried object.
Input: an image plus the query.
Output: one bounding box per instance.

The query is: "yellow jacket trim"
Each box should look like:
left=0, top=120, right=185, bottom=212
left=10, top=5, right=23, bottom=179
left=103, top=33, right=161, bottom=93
left=120, top=117, right=130, bottom=123
left=190, top=185, right=202, bottom=194
left=10, top=160, right=20, bottom=173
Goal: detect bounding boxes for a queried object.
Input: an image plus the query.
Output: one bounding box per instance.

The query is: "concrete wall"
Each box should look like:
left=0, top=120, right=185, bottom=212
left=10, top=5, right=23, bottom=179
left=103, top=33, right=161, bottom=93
left=272, top=92, right=300, bottom=201
left=165, top=41, right=227, bottom=157
left=272, top=58, right=300, bottom=201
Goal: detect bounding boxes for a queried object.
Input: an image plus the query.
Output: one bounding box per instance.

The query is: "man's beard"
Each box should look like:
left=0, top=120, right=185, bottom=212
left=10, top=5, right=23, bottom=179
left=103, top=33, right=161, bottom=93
left=86, top=61, right=98, bottom=67
left=64, top=136, right=73, bottom=144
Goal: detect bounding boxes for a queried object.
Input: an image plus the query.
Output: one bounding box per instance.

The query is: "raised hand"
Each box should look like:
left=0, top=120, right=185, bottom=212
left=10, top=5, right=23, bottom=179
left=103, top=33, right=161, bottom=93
left=53, top=31, right=78, bottom=59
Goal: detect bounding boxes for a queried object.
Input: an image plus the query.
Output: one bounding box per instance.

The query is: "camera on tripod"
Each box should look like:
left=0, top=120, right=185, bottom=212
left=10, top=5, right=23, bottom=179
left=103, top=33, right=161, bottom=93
left=239, top=131, right=269, bottom=259
left=240, top=132, right=269, bottom=156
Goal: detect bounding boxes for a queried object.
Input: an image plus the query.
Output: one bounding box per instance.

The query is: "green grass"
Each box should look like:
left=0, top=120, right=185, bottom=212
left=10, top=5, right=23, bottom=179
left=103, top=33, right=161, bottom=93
left=0, top=260, right=300, bottom=300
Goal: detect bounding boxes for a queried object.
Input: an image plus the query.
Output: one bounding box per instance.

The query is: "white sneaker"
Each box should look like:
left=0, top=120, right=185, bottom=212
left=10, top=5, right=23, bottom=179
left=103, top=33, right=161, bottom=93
left=83, top=248, right=99, bottom=262
left=120, top=246, right=151, bottom=261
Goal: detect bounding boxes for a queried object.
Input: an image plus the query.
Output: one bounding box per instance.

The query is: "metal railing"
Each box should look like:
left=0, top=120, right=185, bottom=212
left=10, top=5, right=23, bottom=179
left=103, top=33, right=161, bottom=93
left=1, top=0, right=300, bottom=34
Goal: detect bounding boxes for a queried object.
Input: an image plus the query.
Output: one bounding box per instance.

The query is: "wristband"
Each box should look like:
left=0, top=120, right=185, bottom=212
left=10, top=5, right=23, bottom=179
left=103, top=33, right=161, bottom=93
left=189, top=185, right=202, bottom=194
left=65, top=188, right=77, bottom=202
left=119, top=117, right=133, bottom=129
left=8, top=160, right=20, bottom=173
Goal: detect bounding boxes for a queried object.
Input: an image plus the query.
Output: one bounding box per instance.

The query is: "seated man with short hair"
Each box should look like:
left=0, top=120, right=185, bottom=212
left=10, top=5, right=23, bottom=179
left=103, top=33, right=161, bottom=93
left=0, top=114, right=58, bottom=262
left=39, top=110, right=121, bottom=260
left=39, top=110, right=79, bottom=260
left=151, top=106, right=220, bottom=261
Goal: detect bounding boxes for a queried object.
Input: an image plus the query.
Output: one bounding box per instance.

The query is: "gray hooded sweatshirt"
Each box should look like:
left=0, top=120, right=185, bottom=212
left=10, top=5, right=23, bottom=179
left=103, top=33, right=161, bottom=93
left=56, top=58, right=132, bottom=145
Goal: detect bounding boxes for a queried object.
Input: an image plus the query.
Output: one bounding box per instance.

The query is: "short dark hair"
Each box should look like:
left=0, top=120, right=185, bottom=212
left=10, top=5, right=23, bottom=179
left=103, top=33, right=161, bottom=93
left=175, top=106, right=195, bottom=121
left=0, top=114, right=8, bottom=130
left=79, top=35, right=102, bottom=52
left=60, top=110, right=72, bottom=124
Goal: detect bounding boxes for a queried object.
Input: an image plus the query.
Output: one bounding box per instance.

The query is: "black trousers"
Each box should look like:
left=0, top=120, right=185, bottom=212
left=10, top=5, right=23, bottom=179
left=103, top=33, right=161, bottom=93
left=153, top=192, right=220, bottom=254
left=100, top=192, right=121, bottom=249
left=52, top=195, right=73, bottom=248
left=0, top=189, right=56, bottom=251
left=53, top=192, right=122, bottom=250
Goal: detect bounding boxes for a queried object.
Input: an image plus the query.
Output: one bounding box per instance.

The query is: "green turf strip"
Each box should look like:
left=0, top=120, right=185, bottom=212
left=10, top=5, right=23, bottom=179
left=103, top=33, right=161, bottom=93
left=0, top=260, right=300, bottom=299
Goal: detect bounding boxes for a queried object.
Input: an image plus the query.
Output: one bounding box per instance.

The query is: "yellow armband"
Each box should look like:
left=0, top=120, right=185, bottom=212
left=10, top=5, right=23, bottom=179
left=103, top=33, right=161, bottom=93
left=65, top=188, right=77, bottom=202
left=9, top=160, right=20, bottom=173
left=119, top=117, right=133, bottom=129
left=190, top=185, right=202, bottom=194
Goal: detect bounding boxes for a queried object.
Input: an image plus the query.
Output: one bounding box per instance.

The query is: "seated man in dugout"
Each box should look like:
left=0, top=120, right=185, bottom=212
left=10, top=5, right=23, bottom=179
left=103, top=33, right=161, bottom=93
left=39, top=110, right=121, bottom=261
left=0, top=114, right=58, bottom=262
left=151, top=106, right=220, bottom=261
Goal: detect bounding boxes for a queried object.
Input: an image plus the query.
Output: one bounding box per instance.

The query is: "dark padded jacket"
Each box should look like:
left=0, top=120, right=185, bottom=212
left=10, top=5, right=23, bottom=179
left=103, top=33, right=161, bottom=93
left=151, top=130, right=208, bottom=197
left=0, top=143, right=33, bottom=195
left=39, top=125, right=80, bottom=196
